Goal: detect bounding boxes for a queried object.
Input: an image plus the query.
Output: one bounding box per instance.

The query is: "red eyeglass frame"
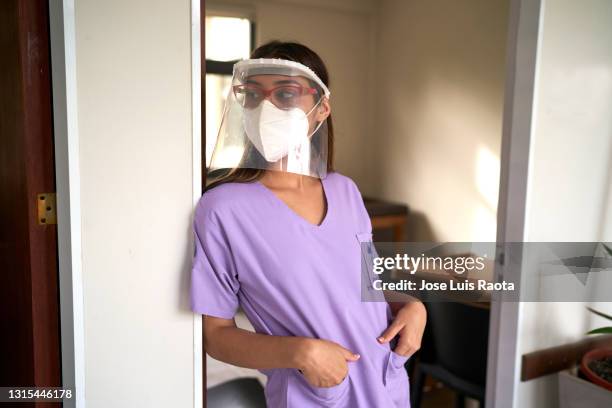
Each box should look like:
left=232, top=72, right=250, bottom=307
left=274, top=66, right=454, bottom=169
left=232, top=84, right=319, bottom=100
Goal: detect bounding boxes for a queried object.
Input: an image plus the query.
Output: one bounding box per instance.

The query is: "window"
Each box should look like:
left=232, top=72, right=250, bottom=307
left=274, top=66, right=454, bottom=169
left=204, top=15, right=254, bottom=167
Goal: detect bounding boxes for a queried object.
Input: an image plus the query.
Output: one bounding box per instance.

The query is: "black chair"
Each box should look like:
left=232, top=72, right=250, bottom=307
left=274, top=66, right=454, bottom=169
left=411, top=302, right=490, bottom=408
left=207, top=377, right=267, bottom=408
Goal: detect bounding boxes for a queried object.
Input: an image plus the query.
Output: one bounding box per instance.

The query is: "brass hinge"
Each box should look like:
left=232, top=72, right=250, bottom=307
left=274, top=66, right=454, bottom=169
left=37, top=193, right=57, bottom=225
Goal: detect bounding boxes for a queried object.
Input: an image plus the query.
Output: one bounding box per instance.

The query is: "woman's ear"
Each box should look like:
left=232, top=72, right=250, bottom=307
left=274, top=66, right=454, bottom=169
left=314, top=97, right=331, bottom=122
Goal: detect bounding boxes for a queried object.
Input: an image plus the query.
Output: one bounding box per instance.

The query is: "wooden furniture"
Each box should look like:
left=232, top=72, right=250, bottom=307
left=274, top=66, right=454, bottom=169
left=363, top=197, right=410, bottom=241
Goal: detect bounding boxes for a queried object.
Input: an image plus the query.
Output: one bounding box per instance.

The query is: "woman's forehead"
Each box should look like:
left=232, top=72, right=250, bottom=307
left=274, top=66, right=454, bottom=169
left=244, top=74, right=310, bottom=87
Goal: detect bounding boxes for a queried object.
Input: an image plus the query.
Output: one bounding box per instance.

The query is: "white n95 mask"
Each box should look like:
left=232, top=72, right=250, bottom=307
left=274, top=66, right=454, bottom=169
left=243, top=99, right=321, bottom=166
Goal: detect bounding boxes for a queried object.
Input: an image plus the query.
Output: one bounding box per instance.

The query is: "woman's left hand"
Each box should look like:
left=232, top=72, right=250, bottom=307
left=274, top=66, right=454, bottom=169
left=377, top=301, right=427, bottom=357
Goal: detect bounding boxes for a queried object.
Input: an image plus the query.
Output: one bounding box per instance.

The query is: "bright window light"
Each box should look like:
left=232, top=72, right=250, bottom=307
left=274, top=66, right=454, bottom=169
left=476, top=145, right=501, bottom=211
left=205, top=15, right=252, bottom=167
left=205, top=16, right=251, bottom=61
left=205, top=74, right=233, bottom=166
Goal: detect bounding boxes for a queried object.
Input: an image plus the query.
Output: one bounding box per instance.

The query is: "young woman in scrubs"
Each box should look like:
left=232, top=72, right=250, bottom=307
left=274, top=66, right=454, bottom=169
left=190, top=41, right=427, bottom=407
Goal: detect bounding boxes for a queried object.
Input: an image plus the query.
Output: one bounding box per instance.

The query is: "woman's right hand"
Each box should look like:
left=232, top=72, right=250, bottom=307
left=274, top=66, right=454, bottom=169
left=295, top=338, right=360, bottom=388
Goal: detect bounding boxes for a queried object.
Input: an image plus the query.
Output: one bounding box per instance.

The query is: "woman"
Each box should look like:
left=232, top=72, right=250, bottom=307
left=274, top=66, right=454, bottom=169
left=191, top=41, right=426, bottom=407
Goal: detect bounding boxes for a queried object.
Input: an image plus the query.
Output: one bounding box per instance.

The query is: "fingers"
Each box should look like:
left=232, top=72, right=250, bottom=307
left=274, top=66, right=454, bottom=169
left=345, top=353, right=360, bottom=362
left=327, top=369, right=348, bottom=387
left=328, top=365, right=350, bottom=387
left=303, top=366, right=349, bottom=388
left=378, top=322, right=403, bottom=344
left=393, top=331, right=422, bottom=357
left=394, top=342, right=417, bottom=357
left=339, top=346, right=360, bottom=361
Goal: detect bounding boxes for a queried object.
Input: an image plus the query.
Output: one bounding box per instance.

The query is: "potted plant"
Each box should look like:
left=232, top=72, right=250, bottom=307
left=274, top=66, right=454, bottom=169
left=558, top=306, right=612, bottom=408
left=558, top=244, right=612, bottom=407
left=580, top=307, right=612, bottom=391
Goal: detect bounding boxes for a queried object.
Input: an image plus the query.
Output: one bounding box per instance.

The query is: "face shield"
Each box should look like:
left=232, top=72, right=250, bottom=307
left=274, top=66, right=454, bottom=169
left=208, top=58, right=331, bottom=179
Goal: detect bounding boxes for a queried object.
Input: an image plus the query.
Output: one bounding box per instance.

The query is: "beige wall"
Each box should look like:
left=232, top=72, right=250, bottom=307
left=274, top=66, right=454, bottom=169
left=372, top=0, right=509, bottom=242
left=75, top=0, right=195, bottom=406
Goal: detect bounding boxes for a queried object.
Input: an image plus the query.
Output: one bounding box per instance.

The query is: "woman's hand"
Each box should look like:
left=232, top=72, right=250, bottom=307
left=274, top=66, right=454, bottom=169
left=378, top=301, right=427, bottom=357
left=295, top=338, right=360, bottom=388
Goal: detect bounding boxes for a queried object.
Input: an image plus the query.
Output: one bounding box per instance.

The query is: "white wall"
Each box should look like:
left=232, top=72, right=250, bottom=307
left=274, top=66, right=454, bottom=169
left=515, top=0, right=612, bottom=407
left=372, top=0, right=510, bottom=242
left=75, top=1, right=196, bottom=406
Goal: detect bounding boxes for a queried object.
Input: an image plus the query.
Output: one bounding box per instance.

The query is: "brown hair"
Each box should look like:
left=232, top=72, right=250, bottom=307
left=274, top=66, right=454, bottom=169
left=206, top=41, right=334, bottom=191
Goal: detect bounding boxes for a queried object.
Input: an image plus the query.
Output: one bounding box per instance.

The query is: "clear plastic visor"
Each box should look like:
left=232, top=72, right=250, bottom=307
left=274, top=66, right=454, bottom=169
left=208, top=60, right=329, bottom=179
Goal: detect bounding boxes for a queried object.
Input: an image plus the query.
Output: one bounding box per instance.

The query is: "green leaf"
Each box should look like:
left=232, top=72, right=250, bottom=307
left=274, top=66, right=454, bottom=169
left=587, top=306, right=612, bottom=322
left=603, top=243, right=612, bottom=257
left=587, top=327, right=612, bottom=335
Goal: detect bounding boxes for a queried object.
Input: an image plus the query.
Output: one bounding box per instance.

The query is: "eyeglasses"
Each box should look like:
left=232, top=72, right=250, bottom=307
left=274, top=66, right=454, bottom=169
left=233, top=84, right=319, bottom=110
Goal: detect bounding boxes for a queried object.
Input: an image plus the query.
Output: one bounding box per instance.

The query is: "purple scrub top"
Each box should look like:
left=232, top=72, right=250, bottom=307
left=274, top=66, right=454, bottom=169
left=190, top=172, right=411, bottom=407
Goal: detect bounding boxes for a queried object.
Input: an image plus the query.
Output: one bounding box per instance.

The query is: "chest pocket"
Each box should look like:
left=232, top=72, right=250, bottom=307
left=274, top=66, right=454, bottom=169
left=355, top=232, right=380, bottom=295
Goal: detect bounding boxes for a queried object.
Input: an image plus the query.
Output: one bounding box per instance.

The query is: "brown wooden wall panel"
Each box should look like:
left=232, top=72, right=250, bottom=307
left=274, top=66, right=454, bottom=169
left=521, top=334, right=612, bottom=381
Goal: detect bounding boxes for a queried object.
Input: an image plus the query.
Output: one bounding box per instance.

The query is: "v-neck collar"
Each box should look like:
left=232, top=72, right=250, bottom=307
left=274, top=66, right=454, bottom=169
left=255, top=175, right=331, bottom=230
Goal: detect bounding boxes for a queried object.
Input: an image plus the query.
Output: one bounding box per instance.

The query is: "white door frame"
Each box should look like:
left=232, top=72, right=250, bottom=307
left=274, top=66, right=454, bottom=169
left=48, top=1, right=85, bottom=407
left=191, top=0, right=204, bottom=407
left=486, top=0, right=544, bottom=407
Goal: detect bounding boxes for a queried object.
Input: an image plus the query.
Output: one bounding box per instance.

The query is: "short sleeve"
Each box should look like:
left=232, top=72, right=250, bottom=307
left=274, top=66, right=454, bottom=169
left=346, top=177, right=373, bottom=234
left=190, top=207, right=240, bottom=319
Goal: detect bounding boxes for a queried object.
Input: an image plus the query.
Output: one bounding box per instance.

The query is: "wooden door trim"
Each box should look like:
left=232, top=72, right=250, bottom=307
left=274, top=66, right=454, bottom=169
left=0, top=0, right=61, bottom=397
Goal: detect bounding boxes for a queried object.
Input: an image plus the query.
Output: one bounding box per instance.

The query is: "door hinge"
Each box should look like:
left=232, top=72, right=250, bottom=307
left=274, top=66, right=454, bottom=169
left=37, top=193, right=57, bottom=225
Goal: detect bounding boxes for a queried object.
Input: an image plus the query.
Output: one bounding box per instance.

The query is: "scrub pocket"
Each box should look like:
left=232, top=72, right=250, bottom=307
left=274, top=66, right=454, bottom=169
left=356, top=232, right=379, bottom=292
left=286, top=368, right=351, bottom=406
left=383, top=350, right=411, bottom=407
